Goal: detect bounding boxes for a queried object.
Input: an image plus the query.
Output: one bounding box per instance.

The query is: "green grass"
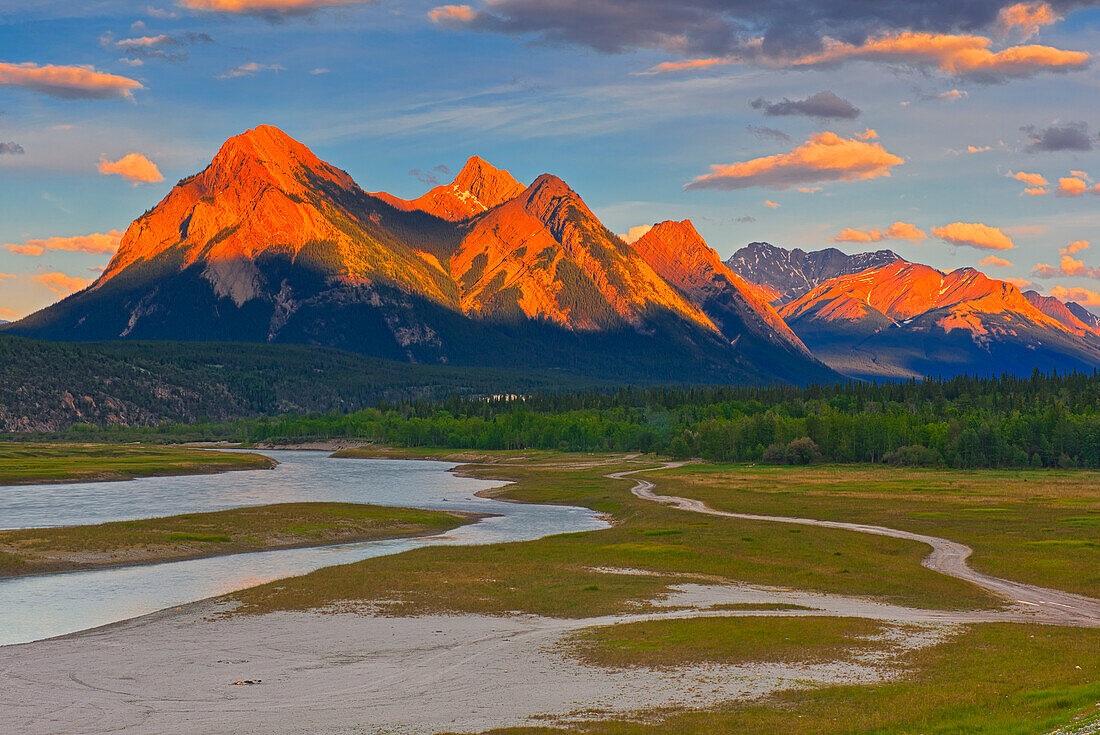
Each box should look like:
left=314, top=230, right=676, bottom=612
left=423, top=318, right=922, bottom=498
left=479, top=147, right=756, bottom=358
left=229, top=454, right=998, bottom=618
left=479, top=623, right=1100, bottom=735
left=0, top=501, right=475, bottom=577
left=649, top=463, right=1100, bottom=599
left=567, top=616, right=889, bottom=669
left=0, top=443, right=274, bottom=485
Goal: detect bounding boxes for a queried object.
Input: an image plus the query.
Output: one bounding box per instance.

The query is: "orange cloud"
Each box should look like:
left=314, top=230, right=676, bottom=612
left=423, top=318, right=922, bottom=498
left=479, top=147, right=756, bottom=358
left=764, top=199, right=780, bottom=208
left=796, top=186, right=823, bottom=193
left=967, top=145, right=992, bottom=152
left=619, top=224, right=652, bottom=244
left=1052, top=285, right=1100, bottom=306
left=686, top=131, right=903, bottom=191
left=855, top=128, right=878, bottom=140
left=0, top=62, right=142, bottom=100
left=1070, top=170, right=1089, bottom=179
left=428, top=4, right=478, bottom=24
left=180, top=0, right=359, bottom=13
left=32, top=272, right=91, bottom=296
left=979, top=255, right=1014, bottom=267
left=995, top=2, right=1061, bottom=41
left=787, top=31, right=1088, bottom=80
left=0, top=307, right=16, bottom=319
left=1061, top=240, right=1089, bottom=255
left=1024, top=187, right=1048, bottom=196
left=932, top=222, right=1015, bottom=251
left=1056, top=176, right=1100, bottom=197
left=831, top=221, right=927, bottom=243
left=637, top=57, right=732, bottom=75
left=4, top=230, right=123, bottom=257
left=938, top=89, right=967, bottom=100
left=1004, top=277, right=1033, bottom=289
left=1012, top=171, right=1048, bottom=187
left=0, top=273, right=14, bottom=281
left=98, top=153, right=163, bottom=184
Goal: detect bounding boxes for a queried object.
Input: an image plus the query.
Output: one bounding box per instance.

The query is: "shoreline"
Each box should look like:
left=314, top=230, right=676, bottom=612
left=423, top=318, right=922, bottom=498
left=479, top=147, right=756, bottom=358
left=0, top=450, right=277, bottom=488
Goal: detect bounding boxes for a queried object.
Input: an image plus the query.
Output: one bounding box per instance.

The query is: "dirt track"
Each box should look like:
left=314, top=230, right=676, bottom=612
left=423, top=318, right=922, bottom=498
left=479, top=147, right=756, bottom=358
left=615, top=463, right=1100, bottom=628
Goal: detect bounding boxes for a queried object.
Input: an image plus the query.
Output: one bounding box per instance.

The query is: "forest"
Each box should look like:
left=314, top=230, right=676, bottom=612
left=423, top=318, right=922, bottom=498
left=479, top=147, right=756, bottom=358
left=51, top=369, right=1100, bottom=469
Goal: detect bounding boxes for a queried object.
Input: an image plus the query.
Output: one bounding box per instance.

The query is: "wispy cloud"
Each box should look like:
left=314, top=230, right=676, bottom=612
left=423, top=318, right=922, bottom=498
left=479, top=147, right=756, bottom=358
left=5, top=230, right=124, bottom=257
left=932, top=222, right=1014, bottom=251
left=32, top=272, right=92, bottom=296
left=832, top=221, right=926, bottom=243
left=216, top=62, right=285, bottom=80
left=0, top=62, right=142, bottom=100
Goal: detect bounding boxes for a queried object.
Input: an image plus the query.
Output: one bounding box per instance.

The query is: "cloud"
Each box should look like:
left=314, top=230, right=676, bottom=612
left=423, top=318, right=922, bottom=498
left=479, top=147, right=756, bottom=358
left=979, top=255, right=1014, bottom=267
left=1056, top=176, right=1100, bottom=197
left=685, top=131, right=903, bottom=191
left=787, top=32, right=1089, bottom=82
left=995, top=2, right=1061, bottom=41
left=1052, top=285, right=1100, bottom=306
left=112, top=32, right=213, bottom=63
left=0, top=307, right=16, bottom=319
left=750, top=91, right=859, bottom=119
left=764, top=199, right=780, bottom=208
left=637, top=57, right=734, bottom=75
left=310, top=68, right=330, bottom=75
left=734, top=215, right=755, bottom=223
left=1003, top=276, right=1033, bottom=289
left=0, top=141, right=24, bottom=155
left=797, top=186, right=822, bottom=193
left=932, top=222, right=1015, bottom=250
left=1023, top=122, right=1094, bottom=152
left=855, top=128, right=878, bottom=140
left=217, top=62, right=285, bottom=80
left=4, top=230, right=124, bottom=256
left=1012, top=170, right=1048, bottom=186
left=967, top=145, right=992, bottom=153
left=937, top=88, right=967, bottom=100
left=0, top=273, right=14, bottom=281
left=1032, top=262, right=1061, bottom=278
left=1061, top=240, right=1089, bottom=255
left=747, top=125, right=791, bottom=142
left=433, top=0, right=1088, bottom=80
left=831, top=221, right=927, bottom=243
left=429, top=4, right=480, bottom=25
left=1024, top=187, right=1048, bottom=195
left=32, top=272, right=92, bottom=296
left=99, top=153, right=163, bottom=184
left=0, top=62, right=142, bottom=100
left=409, top=164, right=452, bottom=186
left=619, top=224, right=653, bottom=244
left=180, top=0, right=365, bottom=16
left=146, top=6, right=180, bottom=19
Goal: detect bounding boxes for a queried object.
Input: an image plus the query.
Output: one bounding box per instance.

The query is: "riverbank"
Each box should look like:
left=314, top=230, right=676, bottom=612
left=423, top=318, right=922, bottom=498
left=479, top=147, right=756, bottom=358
left=0, top=443, right=275, bottom=486
left=0, top=501, right=481, bottom=578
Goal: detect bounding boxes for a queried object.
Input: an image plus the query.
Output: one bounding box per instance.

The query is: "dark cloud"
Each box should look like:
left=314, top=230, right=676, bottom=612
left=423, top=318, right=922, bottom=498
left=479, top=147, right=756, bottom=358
left=751, top=91, right=860, bottom=119
left=409, top=164, right=453, bottom=186
left=735, top=215, right=756, bottom=223
left=747, top=124, right=791, bottom=142
left=0, top=141, right=23, bottom=154
left=448, top=1, right=1092, bottom=58
left=1022, top=122, right=1095, bottom=152
left=112, top=32, right=214, bottom=62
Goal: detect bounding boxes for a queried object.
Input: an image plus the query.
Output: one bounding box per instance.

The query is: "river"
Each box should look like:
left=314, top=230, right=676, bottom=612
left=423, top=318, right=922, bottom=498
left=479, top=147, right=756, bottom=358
left=0, top=450, right=607, bottom=645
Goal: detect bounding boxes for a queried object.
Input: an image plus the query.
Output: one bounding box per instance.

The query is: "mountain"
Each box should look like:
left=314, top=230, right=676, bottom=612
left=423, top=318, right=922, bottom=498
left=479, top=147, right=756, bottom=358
left=778, top=260, right=1100, bottom=379
left=9, top=125, right=833, bottom=385
left=1064, top=301, right=1100, bottom=334
left=371, top=156, right=525, bottom=221
left=1023, top=291, right=1098, bottom=336
left=725, top=242, right=902, bottom=303
left=628, top=220, right=829, bottom=381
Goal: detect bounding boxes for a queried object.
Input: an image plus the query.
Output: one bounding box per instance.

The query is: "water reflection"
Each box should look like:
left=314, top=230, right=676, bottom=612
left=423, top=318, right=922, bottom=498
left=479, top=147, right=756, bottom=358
left=0, top=451, right=607, bottom=645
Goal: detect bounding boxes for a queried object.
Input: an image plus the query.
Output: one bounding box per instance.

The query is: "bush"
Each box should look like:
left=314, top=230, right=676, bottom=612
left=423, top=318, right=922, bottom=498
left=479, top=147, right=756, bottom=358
left=786, top=437, right=821, bottom=465
left=883, top=444, right=942, bottom=467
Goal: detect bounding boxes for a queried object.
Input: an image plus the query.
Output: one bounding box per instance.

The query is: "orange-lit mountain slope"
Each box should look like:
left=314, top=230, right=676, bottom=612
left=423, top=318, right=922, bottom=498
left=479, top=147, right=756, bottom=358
left=11, top=125, right=836, bottom=384
left=1024, top=290, right=1098, bottom=336
left=629, top=220, right=818, bottom=363
left=373, top=156, right=526, bottom=221
left=778, top=260, right=1100, bottom=378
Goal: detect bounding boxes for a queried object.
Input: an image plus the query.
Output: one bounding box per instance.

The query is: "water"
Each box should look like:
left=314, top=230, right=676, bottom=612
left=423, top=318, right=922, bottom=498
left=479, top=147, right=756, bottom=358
left=0, top=450, right=607, bottom=645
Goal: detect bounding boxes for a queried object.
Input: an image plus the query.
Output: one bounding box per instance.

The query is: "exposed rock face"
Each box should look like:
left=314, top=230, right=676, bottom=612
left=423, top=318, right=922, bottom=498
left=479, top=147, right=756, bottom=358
left=1024, top=290, right=1098, bottom=335
left=778, top=261, right=1100, bottom=379
left=373, top=156, right=526, bottom=221
left=10, top=125, right=835, bottom=385
left=725, top=242, right=902, bottom=303
left=629, top=220, right=819, bottom=367
left=1065, top=301, right=1100, bottom=333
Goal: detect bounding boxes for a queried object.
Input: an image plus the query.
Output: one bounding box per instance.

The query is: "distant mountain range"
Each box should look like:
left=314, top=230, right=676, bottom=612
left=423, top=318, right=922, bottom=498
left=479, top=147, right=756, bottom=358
left=6, top=124, right=1099, bottom=385
left=6, top=125, right=832, bottom=385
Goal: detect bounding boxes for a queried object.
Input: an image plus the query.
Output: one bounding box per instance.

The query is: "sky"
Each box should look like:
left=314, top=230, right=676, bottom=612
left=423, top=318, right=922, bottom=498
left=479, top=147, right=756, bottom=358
left=1, top=0, right=1100, bottom=319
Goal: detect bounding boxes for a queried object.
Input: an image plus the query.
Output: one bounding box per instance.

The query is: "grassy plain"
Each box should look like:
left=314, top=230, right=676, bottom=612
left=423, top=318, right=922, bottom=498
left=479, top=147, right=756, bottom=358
left=0, top=501, right=475, bottom=577
left=0, top=442, right=274, bottom=485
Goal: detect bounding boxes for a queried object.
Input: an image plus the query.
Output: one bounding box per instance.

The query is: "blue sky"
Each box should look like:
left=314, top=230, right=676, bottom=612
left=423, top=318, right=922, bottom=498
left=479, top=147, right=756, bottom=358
left=1, top=0, right=1099, bottom=318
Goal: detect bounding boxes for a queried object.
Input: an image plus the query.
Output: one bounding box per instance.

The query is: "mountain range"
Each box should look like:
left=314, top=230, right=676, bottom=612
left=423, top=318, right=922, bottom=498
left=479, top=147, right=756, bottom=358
left=6, top=125, right=832, bottom=385
left=6, top=124, right=1100, bottom=384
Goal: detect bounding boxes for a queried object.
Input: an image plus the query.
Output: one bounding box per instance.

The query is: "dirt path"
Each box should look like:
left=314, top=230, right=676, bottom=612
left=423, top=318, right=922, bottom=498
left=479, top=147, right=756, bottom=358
left=613, top=463, right=1100, bottom=628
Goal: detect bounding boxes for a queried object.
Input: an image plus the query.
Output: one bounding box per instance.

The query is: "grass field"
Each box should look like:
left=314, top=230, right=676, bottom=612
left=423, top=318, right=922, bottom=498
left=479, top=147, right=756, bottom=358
left=648, top=463, right=1100, bottom=599
left=0, top=443, right=274, bottom=485
left=0, top=501, right=476, bottom=577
